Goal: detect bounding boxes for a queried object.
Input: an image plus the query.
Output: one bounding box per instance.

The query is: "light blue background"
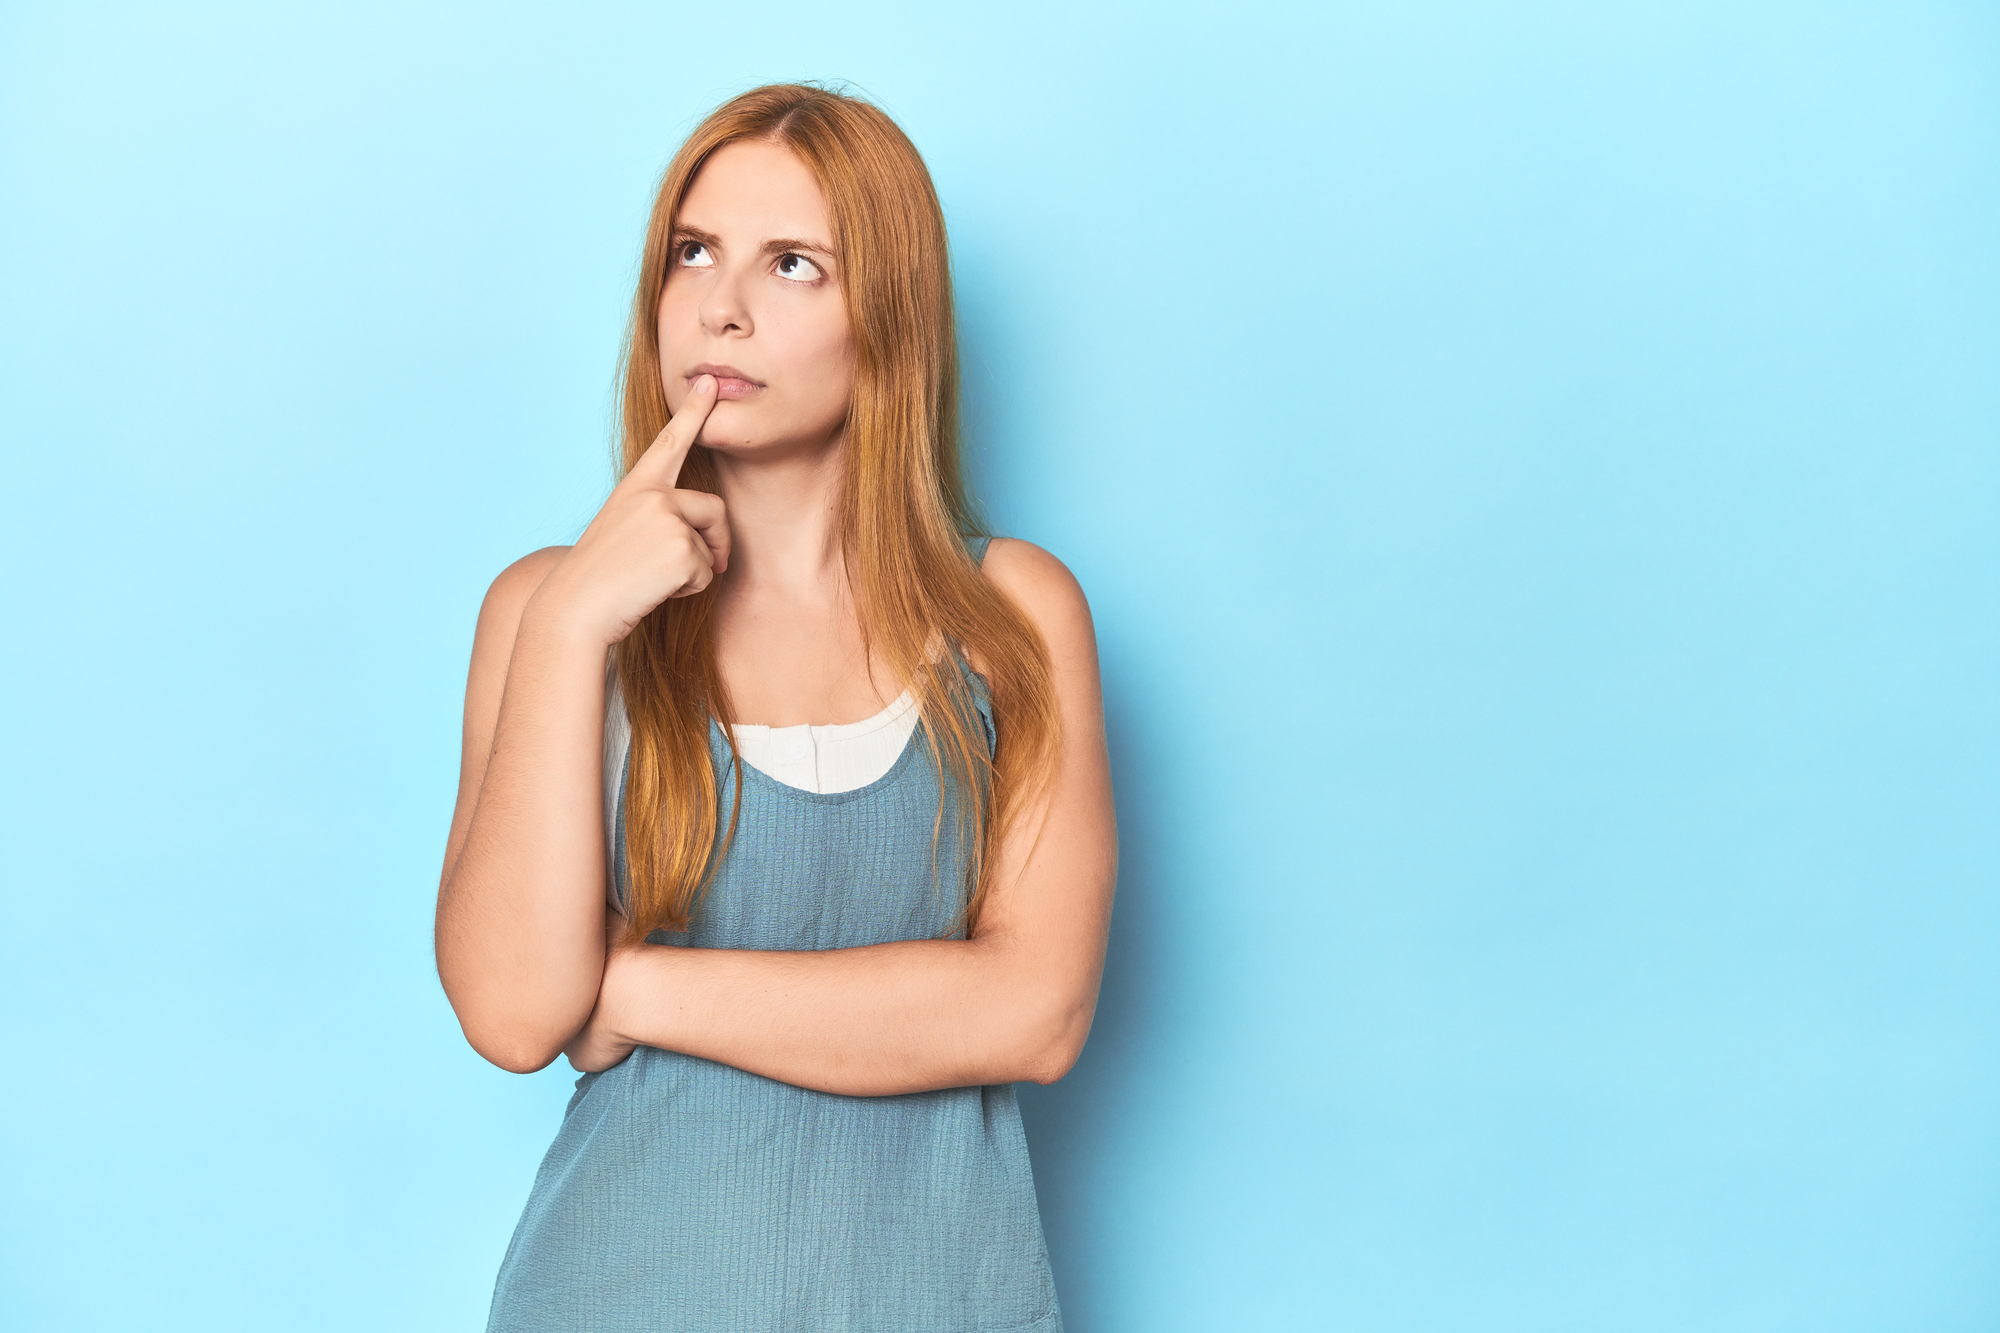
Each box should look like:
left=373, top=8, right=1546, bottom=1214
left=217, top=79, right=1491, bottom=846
left=3, top=2, right=1995, bottom=1329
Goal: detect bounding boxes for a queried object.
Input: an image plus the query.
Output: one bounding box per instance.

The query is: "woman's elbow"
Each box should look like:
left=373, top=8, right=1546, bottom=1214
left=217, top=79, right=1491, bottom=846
left=448, top=995, right=580, bottom=1075
left=1024, top=1044, right=1080, bottom=1087
left=475, top=1035, right=566, bottom=1075
left=1013, top=994, right=1095, bottom=1086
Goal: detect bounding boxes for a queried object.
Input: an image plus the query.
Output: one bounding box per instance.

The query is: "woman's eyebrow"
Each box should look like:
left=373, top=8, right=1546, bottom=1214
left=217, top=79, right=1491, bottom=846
left=760, top=237, right=836, bottom=258
left=671, top=226, right=836, bottom=260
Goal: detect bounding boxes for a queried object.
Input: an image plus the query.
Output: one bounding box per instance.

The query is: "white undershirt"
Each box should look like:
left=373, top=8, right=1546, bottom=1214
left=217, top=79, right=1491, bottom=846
left=725, top=689, right=921, bottom=793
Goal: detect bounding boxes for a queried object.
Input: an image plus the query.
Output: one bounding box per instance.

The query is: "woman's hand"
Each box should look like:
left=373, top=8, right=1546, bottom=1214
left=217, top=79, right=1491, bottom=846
left=531, top=374, right=729, bottom=647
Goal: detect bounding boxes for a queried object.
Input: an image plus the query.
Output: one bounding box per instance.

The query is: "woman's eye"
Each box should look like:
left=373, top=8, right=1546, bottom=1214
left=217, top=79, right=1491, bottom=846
left=677, top=241, right=713, bottom=268
left=775, top=253, right=822, bottom=282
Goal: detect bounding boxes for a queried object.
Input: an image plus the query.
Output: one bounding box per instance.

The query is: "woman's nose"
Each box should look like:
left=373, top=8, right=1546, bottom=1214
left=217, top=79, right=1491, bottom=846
left=699, top=268, right=752, bottom=337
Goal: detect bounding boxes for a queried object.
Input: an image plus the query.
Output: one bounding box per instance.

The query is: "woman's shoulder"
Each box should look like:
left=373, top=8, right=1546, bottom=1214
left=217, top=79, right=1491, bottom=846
left=977, top=537, right=1095, bottom=646
left=493, top=543, right=571, bottom=589
left=472, top=545, right=571, bottom=639
left=980, top=536, right=1083, bottom=593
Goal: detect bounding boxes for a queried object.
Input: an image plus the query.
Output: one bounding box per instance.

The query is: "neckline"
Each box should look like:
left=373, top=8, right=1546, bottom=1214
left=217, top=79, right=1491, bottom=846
left=722, top=689, right=916, bottom=741
left=700, top=652, right=996, bottom=804
left=708, top=712, right=926, bottom=806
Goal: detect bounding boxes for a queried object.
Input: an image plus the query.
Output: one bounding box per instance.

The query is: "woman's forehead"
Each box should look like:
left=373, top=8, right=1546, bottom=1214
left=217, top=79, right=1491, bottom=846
left=678, top=140, right=833, bottom=249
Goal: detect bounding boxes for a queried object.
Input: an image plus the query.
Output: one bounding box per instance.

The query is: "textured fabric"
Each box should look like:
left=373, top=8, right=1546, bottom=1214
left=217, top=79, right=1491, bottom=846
left=486, top=534, right=1063, bottom=1332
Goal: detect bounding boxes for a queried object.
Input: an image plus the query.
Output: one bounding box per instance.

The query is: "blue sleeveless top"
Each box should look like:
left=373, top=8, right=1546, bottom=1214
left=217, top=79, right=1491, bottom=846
left=485, top=537, right=1064, bottom=1333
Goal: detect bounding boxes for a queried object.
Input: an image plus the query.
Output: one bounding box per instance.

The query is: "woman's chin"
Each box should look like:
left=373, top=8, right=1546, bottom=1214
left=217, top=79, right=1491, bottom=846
left=698, top=425, right=843, bottom=461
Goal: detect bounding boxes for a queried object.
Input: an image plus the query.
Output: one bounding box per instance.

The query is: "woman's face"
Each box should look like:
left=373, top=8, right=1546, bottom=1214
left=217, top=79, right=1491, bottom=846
left=658, top=138, right=855, bottom=459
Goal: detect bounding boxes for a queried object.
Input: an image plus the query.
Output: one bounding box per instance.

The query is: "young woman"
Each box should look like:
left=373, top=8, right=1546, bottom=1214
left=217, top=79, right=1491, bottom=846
left=435, top=84, right=1117, bottom=1331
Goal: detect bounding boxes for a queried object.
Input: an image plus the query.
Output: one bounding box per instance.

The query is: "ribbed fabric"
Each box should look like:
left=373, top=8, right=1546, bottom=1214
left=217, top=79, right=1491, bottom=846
left=486, top=535, right=1063, bottom=1332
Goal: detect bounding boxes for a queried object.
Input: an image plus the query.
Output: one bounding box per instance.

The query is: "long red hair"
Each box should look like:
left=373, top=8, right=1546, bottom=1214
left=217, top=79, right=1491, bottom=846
left=611, top=84, right=1058, bottom=944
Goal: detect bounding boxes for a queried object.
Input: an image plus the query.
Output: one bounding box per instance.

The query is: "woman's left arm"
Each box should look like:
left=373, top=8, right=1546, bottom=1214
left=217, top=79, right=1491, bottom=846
left=562, top=539, right=1117, bottom=1096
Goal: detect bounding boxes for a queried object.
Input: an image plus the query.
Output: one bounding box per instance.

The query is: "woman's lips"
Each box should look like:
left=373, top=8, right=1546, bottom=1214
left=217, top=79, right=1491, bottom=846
left=689, top=365, right=764, bottom=400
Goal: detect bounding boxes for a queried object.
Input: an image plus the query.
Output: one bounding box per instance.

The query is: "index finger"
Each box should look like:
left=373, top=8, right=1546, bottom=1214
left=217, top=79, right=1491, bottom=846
left=631, top=374, right=718, bottom=488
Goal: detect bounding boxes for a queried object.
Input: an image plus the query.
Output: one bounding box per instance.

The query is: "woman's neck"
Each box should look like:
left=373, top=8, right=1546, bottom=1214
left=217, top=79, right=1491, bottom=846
left=706, top=431, right=900, bottom=727
left=708, top=434, right=847, bottom=597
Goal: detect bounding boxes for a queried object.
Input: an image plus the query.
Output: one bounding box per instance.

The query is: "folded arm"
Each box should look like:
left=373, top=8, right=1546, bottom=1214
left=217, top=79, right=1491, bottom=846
left=564, top=539, right=1119, bottom=1096
left=434, top=547, right=614, bottom=1073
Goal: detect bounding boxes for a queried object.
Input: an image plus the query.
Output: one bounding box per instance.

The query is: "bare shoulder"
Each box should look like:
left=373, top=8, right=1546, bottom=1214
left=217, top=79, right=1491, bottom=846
left=979, top=537, right=1097, bottom=660
left=476, top=545, right=571, bottom=631
left=464, top=546, right=574, bottom=678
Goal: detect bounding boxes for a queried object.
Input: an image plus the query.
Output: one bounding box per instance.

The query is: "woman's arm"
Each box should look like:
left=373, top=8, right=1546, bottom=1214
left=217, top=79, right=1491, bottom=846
left=433, top=549, right=612, bottom=1072
left=564, top=538, right=1119, bottom=1096
left=436, top=380, right=727, bottom=1073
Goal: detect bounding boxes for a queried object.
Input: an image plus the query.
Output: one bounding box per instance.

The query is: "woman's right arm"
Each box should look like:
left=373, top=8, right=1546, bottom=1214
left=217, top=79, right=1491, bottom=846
left=434, top=549, right=614, bottom=1072
left=435, top=376, right=724, bottom=1073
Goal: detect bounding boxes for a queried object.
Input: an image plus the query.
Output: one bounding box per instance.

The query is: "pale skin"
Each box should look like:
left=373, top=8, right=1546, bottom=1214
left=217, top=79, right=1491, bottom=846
left=433, top=138, right=1118, bottom=1097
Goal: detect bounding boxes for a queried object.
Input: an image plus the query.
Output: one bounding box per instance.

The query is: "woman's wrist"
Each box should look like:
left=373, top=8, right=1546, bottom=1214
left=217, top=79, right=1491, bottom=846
left=517, top=564, right=619, bottom=655
left=601, top=943, right=688, bottom=1054
left=563, top=951, right=645, bottom=1073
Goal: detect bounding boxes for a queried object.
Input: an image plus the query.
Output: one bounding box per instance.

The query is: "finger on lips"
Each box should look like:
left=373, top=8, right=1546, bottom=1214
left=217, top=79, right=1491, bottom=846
left=634, top=374, right=720, bottom=485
